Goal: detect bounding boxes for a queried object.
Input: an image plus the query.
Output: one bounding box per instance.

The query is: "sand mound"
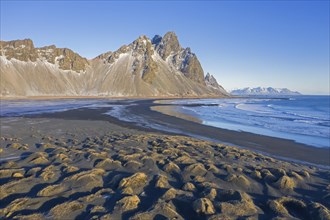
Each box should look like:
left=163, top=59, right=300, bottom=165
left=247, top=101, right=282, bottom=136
left=115, top=195, right=140, bottom=212
left=37, top=184, right=66, bottom=197
left=0, top=168, right=25, bottom=178
left=7, top=143, right=28, bottom=150
left=0, top=124, right=328, bottom=219
left=274, top=176, right=296, bottom=190
left=268, top=197, right=306, bottom=217
left=0, top=177, right=39, bottom=200
left=62, top=164, right=79, bottom=173
left=130, top=201, right=183, bottom=220
left=36, top=169, right=106, bottom=199
left=226, top=174, right=251, bottom=188
left=206, top=163, right=221, bottom=174
left=202, top=187, right=217, bottom=200
left=184, top=163, right=207, bottom=175
left=251, top=170, right=262, bottom=179
left=38, top=143, right=56, bottom=149
left=31, top=156, right=49, bottom=165
left=193, top=198, right=215, bottom=215
left=308, top=202, right=330, bottom=220
left=163, top=161, right=181, bottom=173
left=64, top=168, right=105, bottom=191
left=182, top=182, right=197, bottom=192
left=119, top=172, right=148, bottom=190
left=26, top=167, right=42, bottom=177
left=162, top=188, right=178, bottom=201
left=218, top=190, right=259, bottom=217
left=0, top=198, right=43, bottom=218
left=155, top=174, right=170, bottom=188
left=290, top=171, right=304, bottom=181
left=40, top=165, right=61, bottom=181
left=174, top=155, right=196, bottom=165
left=300, top=170, right=310, bottom=178
left=124, top=160, right=144, bottom=170
left=261, top=169, right=277, bottom=182
left=50, top=200, right=85, bottom=219
left=94, top=158, right=122, bottom=170
left=12, top=213, right=45, bottom=220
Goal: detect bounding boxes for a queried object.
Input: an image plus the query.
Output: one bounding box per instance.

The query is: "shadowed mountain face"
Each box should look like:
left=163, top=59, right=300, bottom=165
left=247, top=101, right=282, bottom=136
left=0, top=32, right=229, bottom=97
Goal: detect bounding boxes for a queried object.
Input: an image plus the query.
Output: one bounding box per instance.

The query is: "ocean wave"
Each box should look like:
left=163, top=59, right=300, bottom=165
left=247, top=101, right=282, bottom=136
left=174, top=96, right=329, bottom=147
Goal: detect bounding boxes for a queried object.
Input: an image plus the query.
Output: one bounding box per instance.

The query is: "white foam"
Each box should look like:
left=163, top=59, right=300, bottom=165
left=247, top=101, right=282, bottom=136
left=166, top=97, right=330, bottom=148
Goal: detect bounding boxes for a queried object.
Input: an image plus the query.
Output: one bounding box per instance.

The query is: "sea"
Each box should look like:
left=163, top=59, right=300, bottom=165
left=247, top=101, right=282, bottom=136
left=168, top=95, right=330, bottom=148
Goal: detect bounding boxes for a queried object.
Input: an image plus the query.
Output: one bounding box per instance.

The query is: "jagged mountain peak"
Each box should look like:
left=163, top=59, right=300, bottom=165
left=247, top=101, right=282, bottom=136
left=205, top=72, right=212, bottom=80
left=204, top=72, right=229, bottom=95
left=96, top=35, right=155, bottom=65
left=131, top=36, right=153, bottom=52
left=153, top=31, right=181, bottom=60
left=162, top=31, right=180, bottom=46
left=151, top=35, right=162, bottom=45
left=1, top=34, right=229, bottom=97
left=205, top=73, right=220, bottom=88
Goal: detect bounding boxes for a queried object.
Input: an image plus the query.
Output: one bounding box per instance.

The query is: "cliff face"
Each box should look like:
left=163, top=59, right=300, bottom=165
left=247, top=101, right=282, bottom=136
left=152, top=32, right=205, bottom=84
left=0, top=32, right=228, bottom=97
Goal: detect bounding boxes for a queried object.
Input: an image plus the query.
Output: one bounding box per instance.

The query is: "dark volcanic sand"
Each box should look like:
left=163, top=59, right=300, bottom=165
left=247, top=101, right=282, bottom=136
left=1, top=116, right=330, bottom=220
left=1, top=98, right=330, bottom=220
left=30, top=99, right=330, bottom=167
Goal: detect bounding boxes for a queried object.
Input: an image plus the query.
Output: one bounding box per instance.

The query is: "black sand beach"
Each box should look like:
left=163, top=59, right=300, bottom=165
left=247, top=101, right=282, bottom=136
left=1, top=99, right=329, bottom=220
left=29, top=99, right=330, bottom=167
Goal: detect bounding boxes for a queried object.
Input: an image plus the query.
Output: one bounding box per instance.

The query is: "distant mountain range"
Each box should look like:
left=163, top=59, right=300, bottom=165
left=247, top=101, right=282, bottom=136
left=0, top=32, right=229, bottom=97
left=230, top=87, right=301, bottom=96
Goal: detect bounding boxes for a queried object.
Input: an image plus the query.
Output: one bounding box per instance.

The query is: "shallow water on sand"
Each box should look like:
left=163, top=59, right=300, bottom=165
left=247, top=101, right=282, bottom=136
left=164, top=96, right=330, bottom=148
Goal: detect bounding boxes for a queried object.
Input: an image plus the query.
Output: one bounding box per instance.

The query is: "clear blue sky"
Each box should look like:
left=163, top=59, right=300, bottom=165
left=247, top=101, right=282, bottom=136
left=1, top=1, right=329, bottom=94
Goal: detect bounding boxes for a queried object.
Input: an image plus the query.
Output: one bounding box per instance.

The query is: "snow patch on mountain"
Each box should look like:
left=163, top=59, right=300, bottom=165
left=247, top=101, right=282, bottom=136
left=230, top=87, right=301, bottom=96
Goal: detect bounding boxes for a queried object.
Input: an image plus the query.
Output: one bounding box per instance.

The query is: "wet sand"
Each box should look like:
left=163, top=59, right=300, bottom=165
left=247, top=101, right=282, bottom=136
left=29, top=99, right=330, bottom=167
left=0, top=99, right=330, bottom=219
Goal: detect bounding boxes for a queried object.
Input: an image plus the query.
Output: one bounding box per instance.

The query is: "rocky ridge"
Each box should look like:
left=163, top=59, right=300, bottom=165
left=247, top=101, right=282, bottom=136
left=0, top=32, right=229, bottom=97
left=0, top=39, right=88, bottom=72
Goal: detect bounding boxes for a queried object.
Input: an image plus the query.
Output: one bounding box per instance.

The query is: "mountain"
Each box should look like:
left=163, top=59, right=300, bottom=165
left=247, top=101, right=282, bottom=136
left=230, top=87, right=301, bottom=96
left=204, top=72, right=228, bottom=94
left=0, top=32, right=229, bottom=97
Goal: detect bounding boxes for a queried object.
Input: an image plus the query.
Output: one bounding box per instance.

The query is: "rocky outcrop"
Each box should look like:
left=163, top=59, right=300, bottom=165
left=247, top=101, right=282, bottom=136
left=0, top=39, right=88, bottom=72
left=0, top=39, right=38, bottom=62
left=153, top=32, right=181, bottom=60
left=37, top=45, right=88, bottom=72
left=0, top=32, right=229, bottom=97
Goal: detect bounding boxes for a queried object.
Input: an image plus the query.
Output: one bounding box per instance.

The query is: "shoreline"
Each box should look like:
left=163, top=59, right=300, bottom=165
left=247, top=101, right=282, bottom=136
left=1, top=101, right=330, bottom=219
left=0, top=95, right=228, bottom=101
left=22, top=99, right=330, bottom=167
left=131, top=100, right=330, bottom=167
